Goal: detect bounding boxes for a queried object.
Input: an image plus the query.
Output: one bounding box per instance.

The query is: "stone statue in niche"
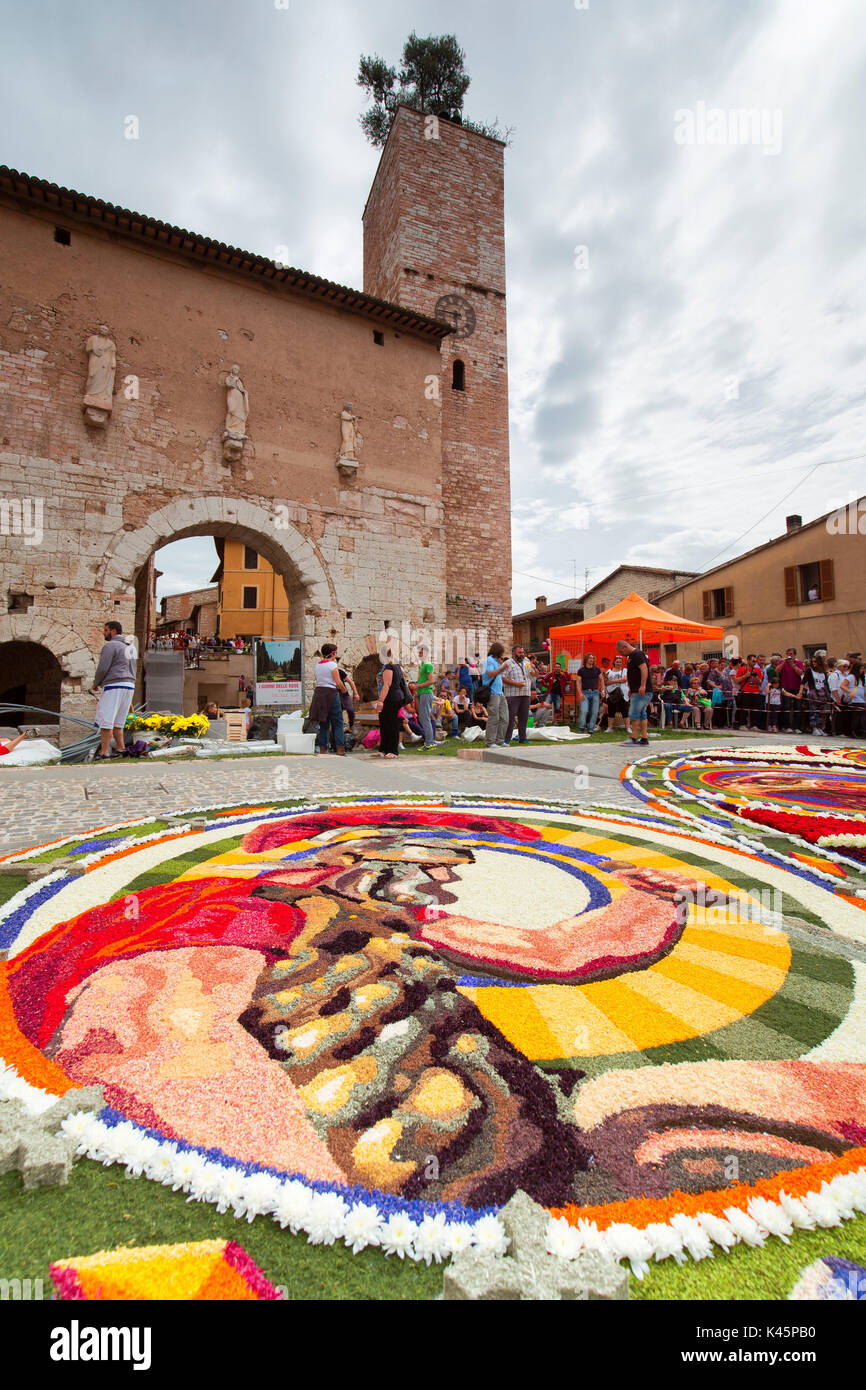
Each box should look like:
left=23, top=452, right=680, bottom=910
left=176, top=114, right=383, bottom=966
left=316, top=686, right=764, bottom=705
left=337, top=401, right=361, bottom=477
left=82, top=325, right=117, bottom=427
left=222, top=364, right=249, bottom=463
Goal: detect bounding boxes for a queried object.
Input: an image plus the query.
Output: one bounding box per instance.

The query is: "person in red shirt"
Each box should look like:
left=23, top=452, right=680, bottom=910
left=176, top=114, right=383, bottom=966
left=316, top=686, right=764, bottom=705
left=735, top=655, right=764, bottom=730
left=778, top=648, right=805, bottom=732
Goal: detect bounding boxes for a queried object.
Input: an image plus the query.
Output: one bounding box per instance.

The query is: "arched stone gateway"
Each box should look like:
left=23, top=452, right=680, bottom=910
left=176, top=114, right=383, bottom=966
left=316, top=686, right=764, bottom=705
left=0, top=622, right=96, bottom=743
left=97, top=496, right=344, bottom=710
left=99, top=497, right=332, bottom=616
left=0, top=616, right=95, bottom=682
left=0, top=641, right=64, bottom=717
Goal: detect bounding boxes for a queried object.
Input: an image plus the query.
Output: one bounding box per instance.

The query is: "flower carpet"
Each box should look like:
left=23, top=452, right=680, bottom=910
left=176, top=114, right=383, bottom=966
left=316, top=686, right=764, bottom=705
left=1, top=779, right=866, bottom=1298
left=50, top=1238, right=281, bottom=1300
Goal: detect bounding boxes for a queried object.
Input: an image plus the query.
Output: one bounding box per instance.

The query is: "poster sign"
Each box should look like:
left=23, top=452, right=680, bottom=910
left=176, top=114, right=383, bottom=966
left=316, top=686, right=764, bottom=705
left=567, top=659, right=581, bottom=674
left=254, top=639, right=303, bottom=706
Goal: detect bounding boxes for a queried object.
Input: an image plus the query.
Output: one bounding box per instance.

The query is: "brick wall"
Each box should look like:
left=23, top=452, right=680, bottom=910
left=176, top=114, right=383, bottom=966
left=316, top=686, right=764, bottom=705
left=363, top=107, right=512, bottom=645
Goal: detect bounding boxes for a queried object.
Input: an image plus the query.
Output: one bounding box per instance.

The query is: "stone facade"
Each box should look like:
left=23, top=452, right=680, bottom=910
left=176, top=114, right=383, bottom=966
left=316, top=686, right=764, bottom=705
left=0, top=139, right=497, bottom=724
left=0, top=639, right=62, bottom=719
left=363, top=106, right=512, bottom=644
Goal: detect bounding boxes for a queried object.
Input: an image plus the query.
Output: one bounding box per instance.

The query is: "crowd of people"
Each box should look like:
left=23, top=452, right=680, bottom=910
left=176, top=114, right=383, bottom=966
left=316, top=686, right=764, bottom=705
left=536, top=646, right=865, bottom=739
left=310, top=638, right=866, bottom=756
left=149, top=632, right=251, bottom=665
left=641, top=649, right=865, bottom=737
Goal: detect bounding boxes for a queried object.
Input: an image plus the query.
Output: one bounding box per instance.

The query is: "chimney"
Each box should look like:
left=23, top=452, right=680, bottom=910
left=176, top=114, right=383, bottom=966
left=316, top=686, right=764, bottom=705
left=535, top=595, right=547, bottom=610
left=786, top=515, right=802, bottom=534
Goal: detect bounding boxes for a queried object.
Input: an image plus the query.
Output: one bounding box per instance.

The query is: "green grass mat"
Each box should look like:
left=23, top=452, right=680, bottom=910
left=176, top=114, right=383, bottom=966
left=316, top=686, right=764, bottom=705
left=3, top=1159, right=864, bottom=1301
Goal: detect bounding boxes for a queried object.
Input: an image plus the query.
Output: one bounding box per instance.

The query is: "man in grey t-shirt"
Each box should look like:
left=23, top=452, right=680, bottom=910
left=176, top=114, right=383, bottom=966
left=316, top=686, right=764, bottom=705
left=91, top=621, right=138, bottom=759
left=503, top=645, right=532, bottom=744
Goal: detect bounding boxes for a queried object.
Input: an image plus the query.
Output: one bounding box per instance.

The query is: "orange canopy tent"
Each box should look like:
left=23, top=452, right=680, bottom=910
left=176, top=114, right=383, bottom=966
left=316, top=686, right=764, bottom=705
left=549, top=592, right=724, bottom=670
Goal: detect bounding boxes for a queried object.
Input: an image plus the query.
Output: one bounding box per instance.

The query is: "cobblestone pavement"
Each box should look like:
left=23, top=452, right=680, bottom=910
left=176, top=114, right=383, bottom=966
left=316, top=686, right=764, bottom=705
left=0, top=730, right=822, bottom=854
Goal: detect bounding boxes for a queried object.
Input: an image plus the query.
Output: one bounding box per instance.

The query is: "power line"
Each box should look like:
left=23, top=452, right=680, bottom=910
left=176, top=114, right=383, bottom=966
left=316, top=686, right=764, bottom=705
left=513, top=567, right=600, bottom=593
left=511, top=453, right=865, bottom=599
left=700, top=463, right=824, bottom=569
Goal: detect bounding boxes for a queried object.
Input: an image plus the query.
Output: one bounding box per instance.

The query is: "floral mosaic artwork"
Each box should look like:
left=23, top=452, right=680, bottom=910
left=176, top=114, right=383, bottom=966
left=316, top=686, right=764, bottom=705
left=624, top=745, right=866, bottom=883
left=2, top=790, right=866, bottom=1276
left=50, top=1239, right=282, bottom=1300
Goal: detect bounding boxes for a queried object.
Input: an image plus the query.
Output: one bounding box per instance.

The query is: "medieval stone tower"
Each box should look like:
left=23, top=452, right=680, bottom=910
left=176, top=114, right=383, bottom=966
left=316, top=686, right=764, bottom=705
left=363, top=106, right=512, bottom=644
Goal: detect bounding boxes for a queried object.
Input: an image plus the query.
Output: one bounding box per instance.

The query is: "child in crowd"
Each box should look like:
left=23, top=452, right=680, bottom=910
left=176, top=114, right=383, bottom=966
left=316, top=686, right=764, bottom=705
left=398, top=704, right=423, bottom=745
left=529, top=691, right=553, bottom=726
left=470, top=696, right=489, bottom=729
left=454, top=687, right=474, bottom=731
left=436, top=693, right=459, bottom=737
left=662, top=679, right=691, bottom=729
left=766, top=677, right=783, bottom=734
left=686, top=677, right=712, bottom=729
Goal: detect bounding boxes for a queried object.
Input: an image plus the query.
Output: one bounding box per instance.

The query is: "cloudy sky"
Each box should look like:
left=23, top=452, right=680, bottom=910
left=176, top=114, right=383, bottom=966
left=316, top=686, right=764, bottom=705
left=3, top=0, right=864, bottom=607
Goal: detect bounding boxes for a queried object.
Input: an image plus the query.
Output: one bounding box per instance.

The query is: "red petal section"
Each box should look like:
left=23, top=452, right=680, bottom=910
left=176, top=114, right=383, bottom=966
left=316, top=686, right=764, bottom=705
left=8, top=877, right=304, bottom=1050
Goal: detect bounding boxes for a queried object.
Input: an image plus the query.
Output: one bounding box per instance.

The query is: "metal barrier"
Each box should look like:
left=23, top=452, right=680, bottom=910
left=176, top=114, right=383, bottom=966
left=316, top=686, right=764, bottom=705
left=0, top=703, right=99, bottom=763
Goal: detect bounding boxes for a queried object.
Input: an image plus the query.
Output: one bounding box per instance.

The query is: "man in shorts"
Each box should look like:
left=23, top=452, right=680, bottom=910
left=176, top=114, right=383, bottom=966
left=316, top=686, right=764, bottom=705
left=617, top=637, right=650, bottom=746
left=91, top=621, right=138, bottom=759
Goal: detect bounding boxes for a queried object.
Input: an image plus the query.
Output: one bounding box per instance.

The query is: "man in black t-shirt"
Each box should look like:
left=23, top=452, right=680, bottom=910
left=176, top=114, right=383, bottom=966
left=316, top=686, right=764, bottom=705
left=617, top=638, right=650, bottom=746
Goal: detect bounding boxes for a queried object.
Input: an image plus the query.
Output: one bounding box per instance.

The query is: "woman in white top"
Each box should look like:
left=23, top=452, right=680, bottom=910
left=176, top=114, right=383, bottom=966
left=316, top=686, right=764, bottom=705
left=605, top=655, right=629, bottom=732
left=841, top=663, right=866, bottom=738
left=309, top=642, right=346, bottom=754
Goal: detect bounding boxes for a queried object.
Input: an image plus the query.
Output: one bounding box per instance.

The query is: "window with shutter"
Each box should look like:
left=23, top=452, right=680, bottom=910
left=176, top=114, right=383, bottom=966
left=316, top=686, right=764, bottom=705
left=724, top=586, right=734, bottom=617
left=708, top=588, right=728, bottom=618
left=784, top=567, right=798, bottom=606
left=819, top=559, right=835, bottom=602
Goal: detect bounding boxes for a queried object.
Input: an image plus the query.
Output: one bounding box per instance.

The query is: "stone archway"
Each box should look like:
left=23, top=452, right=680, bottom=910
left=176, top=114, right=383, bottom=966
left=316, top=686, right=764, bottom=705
left=0, top=641, right=64, bottom=719
left=0, top=616, right=96, bottom=742
left=98, top=497, right=332, bottom=615
left=0, top=613, right=95, bottom=682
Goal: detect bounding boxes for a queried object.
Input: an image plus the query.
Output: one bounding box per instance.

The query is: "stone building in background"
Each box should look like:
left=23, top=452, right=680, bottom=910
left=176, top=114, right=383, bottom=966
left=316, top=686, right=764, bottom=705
left=0, top=105, right=511, bottom=730
left=212, top=540, right=290, bottom=641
